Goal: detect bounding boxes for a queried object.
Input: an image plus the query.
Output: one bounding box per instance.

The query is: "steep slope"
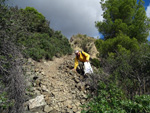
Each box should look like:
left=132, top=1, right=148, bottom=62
left=23, top=54, right=89, bottom=113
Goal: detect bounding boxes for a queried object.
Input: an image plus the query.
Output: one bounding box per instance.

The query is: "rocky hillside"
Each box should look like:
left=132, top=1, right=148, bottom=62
left=23, top=54, right=93, bottom=113
left=70, top=34, right=99, bottom=59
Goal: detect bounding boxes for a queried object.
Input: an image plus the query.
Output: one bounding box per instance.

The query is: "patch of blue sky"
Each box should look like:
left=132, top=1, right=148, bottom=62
left=99, top=33, right=104, bottom=40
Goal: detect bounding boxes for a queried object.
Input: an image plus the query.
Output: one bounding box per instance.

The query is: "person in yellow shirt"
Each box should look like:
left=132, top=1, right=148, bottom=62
left=72, top=50, right=91, bottom=74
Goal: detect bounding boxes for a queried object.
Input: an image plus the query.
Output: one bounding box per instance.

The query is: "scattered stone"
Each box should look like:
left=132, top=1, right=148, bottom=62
left=28, top=95, right=46, bottom=110
left=32, top=82, right=36, bottom=87
left=74, top=77, right=80, bottom=83
left=41, top=71, right=45, bottom=75
left=67, top=104, right=72, bottom=109
left=73, top=108, right=78, bottom=113
left=76, top=83, right=85, bottom=91
left=41, top=85, right=49, bottom=92
left=28, top=58, right=33, bottom=63
left=64, top=100, right=72, bottom=108
left=50, top=109, right=58, bottom=113
left=23, top=101, right=30, bottom=111
left=69, top=71, right=73, bottom=75
left=75, top=102, right=81, bottom=107
left=81, top=92, right=87, bottom=99
left=67, top=108, right=73, bottom=113
left=35, top=68, right=39, bottom=72
left=34, top=90, right=41, bottom=96
left=44, top=105, right=53, bottom=112
left=24, top=54, right=89, bottom=112
left=45, top=96, right=51, bottom=105
left=35, top=80, right=41, bottom=86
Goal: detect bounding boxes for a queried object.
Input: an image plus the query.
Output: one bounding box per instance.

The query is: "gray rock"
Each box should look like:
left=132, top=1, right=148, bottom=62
left=44, top=105, right=53, bottom=112
left=28, top=95, right=46, bottom=110
left=74, top=77, right=80, bottom=83
left=49, top=109, right=58, bottom=113
left=41, top=85, right=49, bottom=92
left=67, top=108, right=73, bottom=113
left=34, top=90, right=41, bottom=96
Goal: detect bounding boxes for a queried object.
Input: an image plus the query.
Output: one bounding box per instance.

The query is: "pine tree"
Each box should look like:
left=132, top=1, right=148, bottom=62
left=96, top=0, right=150, bottom=43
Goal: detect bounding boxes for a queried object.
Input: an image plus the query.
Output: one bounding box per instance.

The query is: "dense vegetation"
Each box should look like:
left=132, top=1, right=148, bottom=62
left=9, top=6, right=72, bottom=60
left=82, top=0, right=150, bottom=112
left=0, top=1, right=72, bottom=112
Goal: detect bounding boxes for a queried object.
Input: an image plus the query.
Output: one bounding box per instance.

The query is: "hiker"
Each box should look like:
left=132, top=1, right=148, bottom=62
left=72, top=50, right=93, bottom=75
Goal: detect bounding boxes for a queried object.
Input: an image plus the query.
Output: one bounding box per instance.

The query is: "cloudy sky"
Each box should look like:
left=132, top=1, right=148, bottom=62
left=6, top=0, right=103, bottom=39
left=6, top=0, right=150, bottom=39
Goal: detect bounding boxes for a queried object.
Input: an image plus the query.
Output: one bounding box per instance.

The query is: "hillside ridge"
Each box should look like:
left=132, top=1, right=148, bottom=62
left=70, top=34, right=99, bottom=59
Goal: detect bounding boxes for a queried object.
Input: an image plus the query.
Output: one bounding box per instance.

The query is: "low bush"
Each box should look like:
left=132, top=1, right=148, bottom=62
left=82, top=81, right=150, bottom=113
left=90, top=58, right=101, bottom=68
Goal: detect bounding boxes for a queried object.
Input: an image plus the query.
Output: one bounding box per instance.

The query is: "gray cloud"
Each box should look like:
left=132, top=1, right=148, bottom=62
left=7, top=0, right=103, bottom=38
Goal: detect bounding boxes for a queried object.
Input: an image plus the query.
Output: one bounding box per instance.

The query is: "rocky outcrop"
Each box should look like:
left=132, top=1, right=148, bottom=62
left=23, top=54, right=90, bottom=113
left=70, top=34, right=99, bottom=58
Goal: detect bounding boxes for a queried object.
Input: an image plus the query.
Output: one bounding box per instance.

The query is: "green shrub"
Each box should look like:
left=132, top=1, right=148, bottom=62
left=21, top=7, right=49, bottom=33
left=18, top=32, right=72, bottom=61
left=95, top=33, right=140, bottom=57
left=82, top=81, right=125, bottom=113
left=90, top=58, right=100, bottom=68
left=121, top=95, right=150, bottom=113
left=0, top=92, right=13, bottom=110
left=82, top=81, right=150, bottom=113
left=102, top=43, right=150, bottom=97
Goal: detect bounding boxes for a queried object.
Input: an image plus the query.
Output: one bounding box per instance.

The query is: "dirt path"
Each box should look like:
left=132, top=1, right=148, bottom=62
left=35, top=55, right=70, bottom=77
left=29, top=54, right=87, bottom=113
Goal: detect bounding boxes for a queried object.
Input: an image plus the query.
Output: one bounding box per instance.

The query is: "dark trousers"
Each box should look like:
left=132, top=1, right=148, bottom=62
left=77, top=62, right=84, bottom=75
